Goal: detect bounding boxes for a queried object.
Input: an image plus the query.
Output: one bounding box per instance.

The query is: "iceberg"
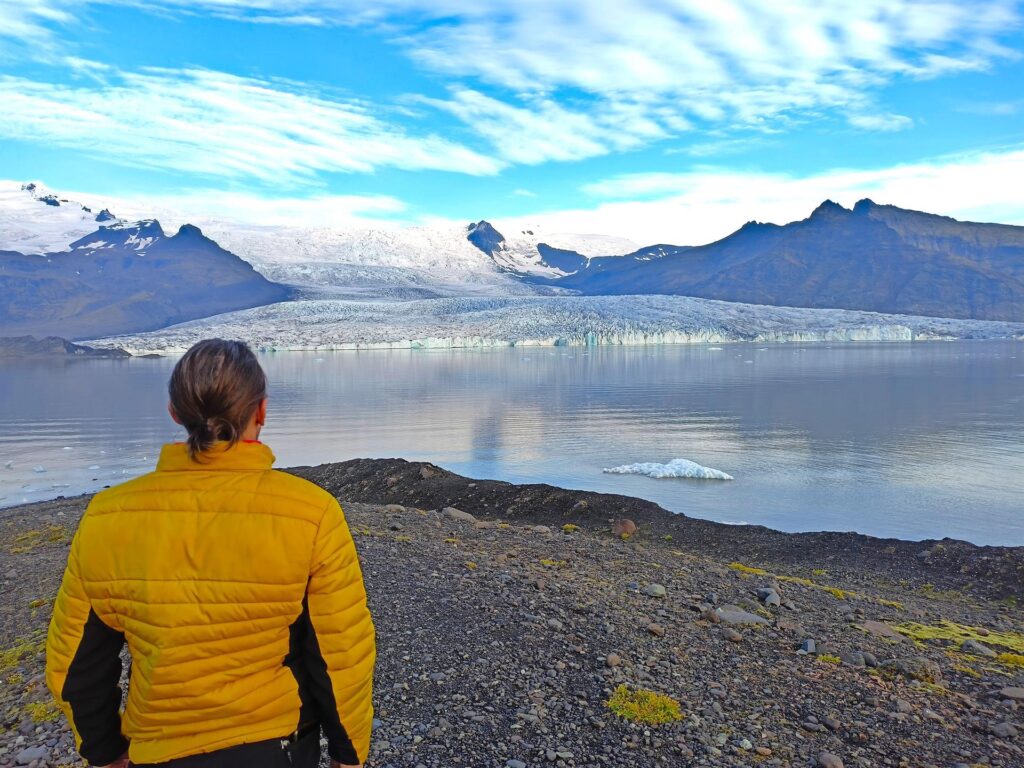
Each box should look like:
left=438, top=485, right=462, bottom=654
left=604, top=458, right=734, bottom=480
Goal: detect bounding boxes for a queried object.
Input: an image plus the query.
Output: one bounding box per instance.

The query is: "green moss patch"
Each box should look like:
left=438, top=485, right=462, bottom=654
left=606, top=685, right=683, bottom=725
left=895, top=621, right=1024, bottom=653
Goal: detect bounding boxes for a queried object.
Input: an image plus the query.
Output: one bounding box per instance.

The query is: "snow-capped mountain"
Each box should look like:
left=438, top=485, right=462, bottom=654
left=467, top=220, right=639, bottom=277
left=191, top=220, right=543, bottom=300
left=0, top=181, right=125, bottom=254
left=1, top=213, right=288, bottom=339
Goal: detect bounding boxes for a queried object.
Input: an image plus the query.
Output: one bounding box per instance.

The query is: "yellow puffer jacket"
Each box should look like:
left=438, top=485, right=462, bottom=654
left=45, top=441, right=375, bottom=766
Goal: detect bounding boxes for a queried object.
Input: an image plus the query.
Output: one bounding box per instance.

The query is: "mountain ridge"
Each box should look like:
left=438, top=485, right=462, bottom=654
left=534, top=198, right=1024, bottom=322
left=0, top=218, right=289, bottom=339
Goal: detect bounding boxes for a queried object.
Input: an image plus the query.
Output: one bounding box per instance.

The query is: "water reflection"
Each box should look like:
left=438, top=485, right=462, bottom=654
left=1, top=342, right=1021, bottom=545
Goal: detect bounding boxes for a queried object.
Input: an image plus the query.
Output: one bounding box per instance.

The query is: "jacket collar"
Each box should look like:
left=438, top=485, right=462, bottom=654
left=156, top=441, right=276, bottom=472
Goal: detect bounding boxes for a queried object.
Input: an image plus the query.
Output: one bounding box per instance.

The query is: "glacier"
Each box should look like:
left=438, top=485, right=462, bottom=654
left=85, top=294, right=1024, bottom=355
left=604, top=459, right=735, bottom=480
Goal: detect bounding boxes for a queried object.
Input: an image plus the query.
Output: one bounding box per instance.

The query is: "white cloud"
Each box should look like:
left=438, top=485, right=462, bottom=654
left=0, top=67, right=503, bottom=182
left=4, top=1, right=1020, bottom=167
left=417, top=88, right=665, bottom=165
left=515, top=146, right=1024, bottom=245
left=847, top=113, right=915, bottom=131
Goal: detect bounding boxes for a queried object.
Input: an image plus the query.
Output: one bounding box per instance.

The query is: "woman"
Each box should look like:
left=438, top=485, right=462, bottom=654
left=46, top=339, right=375, bottom=768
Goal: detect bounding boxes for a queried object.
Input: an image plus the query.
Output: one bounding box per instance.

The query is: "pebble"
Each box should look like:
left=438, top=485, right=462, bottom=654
left=15, top=746, right=48, bottom=765
left=839, top=651, right=866, bottom=667
left=643, top=583, right=666, bottom=598
left=723, top=628, right=742, bottom=643
left=506, top=761, right=527, bottom=768
left=999, top=687, right=1024, bottom=701
left=961, top=639, right=997, bottom=657
left=817, top=751, right=845, bottom=768
left=800, top=639, right=816, bottom=654
left=646, top=622, right=665, bottom=637
left=605, top=653, right=622, bottom=667
left=992, top=721, right=1018, bottom=738
left=858, top=620, right=908, bottom=642
left=715, top=606, right=769, bottom=626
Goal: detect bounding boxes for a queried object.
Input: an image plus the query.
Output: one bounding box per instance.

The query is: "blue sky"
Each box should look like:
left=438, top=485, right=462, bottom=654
left=1, top=1, right=1023, bottom=243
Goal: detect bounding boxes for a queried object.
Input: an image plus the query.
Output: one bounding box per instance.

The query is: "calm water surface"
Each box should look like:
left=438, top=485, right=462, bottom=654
left=1, top=342, right=1021, bottom=545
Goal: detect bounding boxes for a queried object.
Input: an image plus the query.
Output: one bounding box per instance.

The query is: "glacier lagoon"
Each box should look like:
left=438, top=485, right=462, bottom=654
left=1, top=341, right=1022, bottom=545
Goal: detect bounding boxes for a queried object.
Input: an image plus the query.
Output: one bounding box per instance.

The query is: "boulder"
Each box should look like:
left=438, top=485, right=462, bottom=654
left=443, top=507, right=477, bottom=523
left=614, top=519, right=637, bottom=538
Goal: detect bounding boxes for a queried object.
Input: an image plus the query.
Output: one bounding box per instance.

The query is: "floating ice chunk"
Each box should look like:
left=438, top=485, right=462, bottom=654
left=32, top=465, right=46, bottom=473
left=88, top=464, right=101, bottom=470
left=62, top=446, right=73, bottom=451
left=3, top=460, right=12, bottom=469
left=603, top=459, right=734, bottom=481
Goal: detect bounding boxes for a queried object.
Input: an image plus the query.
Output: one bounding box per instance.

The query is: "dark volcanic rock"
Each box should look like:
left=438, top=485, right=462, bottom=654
left=292, top=457, right=1024, bottom=600
left=466, top=220, right=506, bottom=256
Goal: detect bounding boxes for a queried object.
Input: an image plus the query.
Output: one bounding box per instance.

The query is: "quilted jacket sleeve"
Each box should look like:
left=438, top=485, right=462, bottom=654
left=303, top=498, right=376, bottom=764
left=45, top=527, right=128, bottom=766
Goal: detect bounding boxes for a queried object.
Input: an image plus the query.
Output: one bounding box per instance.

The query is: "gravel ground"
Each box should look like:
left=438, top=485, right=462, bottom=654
left=1, top=460, right=1021, bottom=768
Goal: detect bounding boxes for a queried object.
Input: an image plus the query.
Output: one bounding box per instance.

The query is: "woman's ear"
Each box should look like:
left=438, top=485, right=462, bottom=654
left=255, top=397, right=268, bottom=427
left=167, top=402, right=182, bottom=425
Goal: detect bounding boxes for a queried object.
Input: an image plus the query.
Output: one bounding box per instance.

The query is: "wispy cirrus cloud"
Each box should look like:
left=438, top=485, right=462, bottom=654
left=4, top=1, right=1021, bottom=170
left=0, top=68, right=503, bottom=183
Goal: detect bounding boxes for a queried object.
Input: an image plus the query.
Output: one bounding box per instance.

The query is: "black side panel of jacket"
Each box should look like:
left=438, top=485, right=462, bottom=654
left=285, top=594, right=359, bottom=765
left=61, top=609, right=128, bottom=765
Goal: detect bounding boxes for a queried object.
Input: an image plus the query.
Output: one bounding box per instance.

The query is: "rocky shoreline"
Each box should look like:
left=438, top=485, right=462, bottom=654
left=1, top=459, right=1021, bottom=767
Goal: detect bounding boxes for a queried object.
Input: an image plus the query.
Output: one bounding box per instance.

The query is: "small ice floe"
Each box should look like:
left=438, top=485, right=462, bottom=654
left=3, top=460, right=12, bottom=469
left=88, top=465, right=101, bottom=470
left=62, top=446, right=74, bottom=451
left=32, top=465, right=46, bottom=473
left=603, top=459, right=734, bottom=481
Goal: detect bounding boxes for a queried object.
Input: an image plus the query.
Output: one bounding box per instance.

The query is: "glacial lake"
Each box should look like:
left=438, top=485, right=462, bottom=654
left=1, top=341, right=1022, bottom=546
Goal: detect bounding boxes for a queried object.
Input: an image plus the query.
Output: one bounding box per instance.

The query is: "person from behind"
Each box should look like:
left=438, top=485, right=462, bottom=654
left=45, top=338, right=375, bottom=767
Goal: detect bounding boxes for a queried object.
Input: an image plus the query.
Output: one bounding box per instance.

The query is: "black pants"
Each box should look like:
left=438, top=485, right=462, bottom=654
left=131, top=728, right=321, bottom=768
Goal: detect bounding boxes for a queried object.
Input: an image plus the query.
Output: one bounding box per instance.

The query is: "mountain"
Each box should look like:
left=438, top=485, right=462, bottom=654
left=544, top=199, right=1024, bottom=322
left=0, top=181, right=127, bottom=255
left=0, top=219, right=289, bottom=339
left=466, top=220, right=639, bottom=278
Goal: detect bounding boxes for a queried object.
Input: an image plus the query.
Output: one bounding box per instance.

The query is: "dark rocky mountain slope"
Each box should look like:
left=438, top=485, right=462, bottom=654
left=0, top=220, right=290, bottom=339
left=528, top=200, right=1024, bottom=322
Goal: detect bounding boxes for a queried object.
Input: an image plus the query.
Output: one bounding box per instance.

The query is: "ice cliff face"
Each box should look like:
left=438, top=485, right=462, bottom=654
left=85, top=295, right=1024, bottom=355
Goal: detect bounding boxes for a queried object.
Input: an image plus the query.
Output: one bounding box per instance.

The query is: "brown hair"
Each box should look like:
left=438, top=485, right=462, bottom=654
left=168, top=339, right=267, bottom=460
